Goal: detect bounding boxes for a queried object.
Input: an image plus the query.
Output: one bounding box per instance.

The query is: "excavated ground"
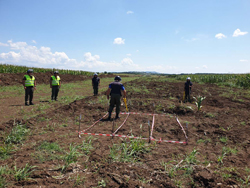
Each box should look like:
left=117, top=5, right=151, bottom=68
left=0, top=75, right=250, bottom=187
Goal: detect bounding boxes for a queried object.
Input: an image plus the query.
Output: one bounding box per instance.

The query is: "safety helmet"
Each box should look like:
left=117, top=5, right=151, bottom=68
left=114, top=76, right=121, bottom=81
left=187, top=77, right=191, bottom=80
left=54, top=71, right=59, bottom=74
left=94, top=73, right=98, bottom=76
left=27, top=69, right=33, bottom=73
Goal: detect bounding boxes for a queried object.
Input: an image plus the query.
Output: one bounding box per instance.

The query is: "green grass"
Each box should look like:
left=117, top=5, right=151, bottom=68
left=5, top=124, right=29, bottom=145
left=14, top=164, right=36, bottom=181
left=109, top=138, right=153, bottom=163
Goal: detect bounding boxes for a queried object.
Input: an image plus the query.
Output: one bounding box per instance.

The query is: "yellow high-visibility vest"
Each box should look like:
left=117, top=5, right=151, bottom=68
left=24, top=75, right=35, bottom=87
left=51, top=75, right=60, bottom=86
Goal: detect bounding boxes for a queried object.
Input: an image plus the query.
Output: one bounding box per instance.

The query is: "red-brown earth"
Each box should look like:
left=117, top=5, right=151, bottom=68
left=0, top=74, right=250, bottom=187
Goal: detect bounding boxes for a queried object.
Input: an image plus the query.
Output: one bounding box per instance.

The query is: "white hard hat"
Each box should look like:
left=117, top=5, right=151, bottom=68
left=94, top=73, right=98, bottom=76
left=187, top=77, right=191, bottom=80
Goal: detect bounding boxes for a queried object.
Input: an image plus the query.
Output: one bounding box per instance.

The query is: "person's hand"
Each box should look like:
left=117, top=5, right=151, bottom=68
left=24, top=86, right=26, bottom=90
left=34, top=87, right=36, bottom=90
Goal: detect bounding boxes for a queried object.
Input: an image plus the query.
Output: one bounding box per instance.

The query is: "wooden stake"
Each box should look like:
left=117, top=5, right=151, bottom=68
left=148, top=120, right=151, bottom=143
left=78, top=114, right=81, bottom=138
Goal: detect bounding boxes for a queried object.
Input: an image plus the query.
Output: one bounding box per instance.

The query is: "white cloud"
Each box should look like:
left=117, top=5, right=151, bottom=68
left=233, top=29, right=248, bottom=37
left=203, top=65, right=208, bottom=69
left=32, top=40, right=37, bottom=44
left=185, top=38, right=199, bottom=42
left=113, top=38, right=125, bottom=45
left=240, top=59, right=248, bottom=62
left=121, top=57, right=134, bottom=65
left=126, top=54, right=131, bottom=56
left=126, top=11, right=134, bottom=14
left=0, top=42, right=9, bottom=47
left=215, top=33, right=227, bottom=39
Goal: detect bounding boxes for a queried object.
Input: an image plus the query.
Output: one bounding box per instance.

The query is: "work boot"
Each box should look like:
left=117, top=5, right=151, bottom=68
left=30, top=102, right=34, bottom=105
left=25, top=102, right=29, bottom=106
left=115, top=114, right=120, bottom=119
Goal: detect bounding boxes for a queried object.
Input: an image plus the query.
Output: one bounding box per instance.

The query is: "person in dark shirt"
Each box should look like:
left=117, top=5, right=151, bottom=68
left=22, top=69, right=36, bottom=106
left=106, top=76, right=126, bottom=120
left=184, top=77, right=193, bottom=102
left=92, top=73, right=100, bottom=96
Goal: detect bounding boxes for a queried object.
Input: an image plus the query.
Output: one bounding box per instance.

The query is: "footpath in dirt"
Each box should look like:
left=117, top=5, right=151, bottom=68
left=1, top=76, right=250, bottom=187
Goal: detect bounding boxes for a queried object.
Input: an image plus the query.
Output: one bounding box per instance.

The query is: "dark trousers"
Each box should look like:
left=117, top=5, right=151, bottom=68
left=108, top=94, right=121, bottom=116
left=185, top=90, right=191, bottom=102
left=25, top=87, right=34, bottom=103
left=93, top=85, right=98, bottom=95
left=51, top=86, right=60, bottom=100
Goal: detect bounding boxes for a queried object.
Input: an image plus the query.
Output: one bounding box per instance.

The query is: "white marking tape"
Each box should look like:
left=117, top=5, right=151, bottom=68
left=113, top=112, right=173, bottom=117
left=78, top=131, right=187, bottom=144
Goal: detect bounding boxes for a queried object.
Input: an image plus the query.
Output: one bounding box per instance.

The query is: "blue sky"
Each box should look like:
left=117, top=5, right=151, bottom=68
left=0, top=0, right=249, bottom=73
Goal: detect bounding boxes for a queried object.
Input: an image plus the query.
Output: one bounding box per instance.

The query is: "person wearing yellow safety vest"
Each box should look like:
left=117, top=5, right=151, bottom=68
left=22, top=69, right=36, bottom=106
left=50, top=71, right=61, bottom=101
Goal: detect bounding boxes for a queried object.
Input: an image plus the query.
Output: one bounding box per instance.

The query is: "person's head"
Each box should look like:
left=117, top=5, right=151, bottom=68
left=54, top=71, right=59, bottom=75
left=187, top=77, right=191, bottom=82
left=27, top=69, right=33, bottom=75
left=114, top=76, right=121, bottom=82
left=94, top=73, right=98, bottom=77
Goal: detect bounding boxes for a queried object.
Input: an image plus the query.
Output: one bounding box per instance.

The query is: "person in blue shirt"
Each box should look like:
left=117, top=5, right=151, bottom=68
left=106, top=76, right=126, bottom=120
left=184, top=77, right=193, bottom=102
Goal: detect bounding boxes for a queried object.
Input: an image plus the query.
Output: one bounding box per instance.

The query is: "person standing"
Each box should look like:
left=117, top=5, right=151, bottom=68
left=22, top=69, right=36, bottom=106
left=92, top=73, right=100, bottom=96
left=184, top=77, right=193, bottom=102
left=50, top=71, right=61, bottom=101
left=106, top=76, right=126, bottom=120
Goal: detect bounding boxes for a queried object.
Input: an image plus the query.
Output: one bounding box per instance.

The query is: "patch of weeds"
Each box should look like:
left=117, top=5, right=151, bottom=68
left=79, top=136, right=95, bottom=155
left=219, top=136, right=228, bottom=143
left=223, top=147, right=238, bottom=155
left=109, top=138, right=153, bottom=163
left=240, top=121, right=246, bottom=126
left=60, top=124, right=68, bottom=127
left=33, top=141, right=63, bottom=162
left=197, top=138, right=211, bottom=144
left=238, top=175, right=250, bottom=187
left=205, top=113, right=216, bottom=118
left=137, top=174, right=151, bottom=184
left=0, top=165, right=12, bottom=188
left=222, top=173, right=232, bottom=180
left=98, top=179, right=106, bottom=187
left=14, top=164, right=36, bottom=181
left=0, top=143, right=14, bottom=160
left=62, top=144, right=82, bottom=172
left=5, top=124, right=29, bottom=144
left=45, top=123, right=56, bottom=132
left=73, top=174, right=85, bottom=187
left=160, top=160, right=176, bottom=178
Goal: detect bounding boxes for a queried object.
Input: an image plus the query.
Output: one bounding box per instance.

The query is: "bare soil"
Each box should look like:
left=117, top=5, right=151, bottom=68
left=1, top=75, right=250, bottom=187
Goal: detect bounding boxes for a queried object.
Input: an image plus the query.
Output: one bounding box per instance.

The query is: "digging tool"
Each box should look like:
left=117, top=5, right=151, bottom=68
left=182, top=91, right=185, bottom=102
left=78, top=114, right=81, bottom=138
left=123, top=98, right=128, bottom=112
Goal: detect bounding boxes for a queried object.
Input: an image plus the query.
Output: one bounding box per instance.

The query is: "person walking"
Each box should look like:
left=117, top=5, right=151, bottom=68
left=184, top=77, right=193, bottom=102
left=92, top=73, right=100, bottom=96
left=106, top=76, right=126, bottom=120
left=22, top=69, right=36, bottom=106
left=50, top=71, right=61, bottom=101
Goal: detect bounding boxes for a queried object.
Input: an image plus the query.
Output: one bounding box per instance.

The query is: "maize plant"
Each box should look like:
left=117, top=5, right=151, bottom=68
left=0, top=63, right=93, bottom=76
left=193, top=96, right=206, bottom=111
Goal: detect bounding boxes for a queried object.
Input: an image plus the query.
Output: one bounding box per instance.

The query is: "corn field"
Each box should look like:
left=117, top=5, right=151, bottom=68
left=167, top=74, right=250, bottom=89
left=0, top=64, right=93, bottom=76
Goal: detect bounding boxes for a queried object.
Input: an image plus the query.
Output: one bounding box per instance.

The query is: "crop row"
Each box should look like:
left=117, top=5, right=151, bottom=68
left=167, top=74, right=250, bottom=88
left=0, top=64, right=93, bottom=76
